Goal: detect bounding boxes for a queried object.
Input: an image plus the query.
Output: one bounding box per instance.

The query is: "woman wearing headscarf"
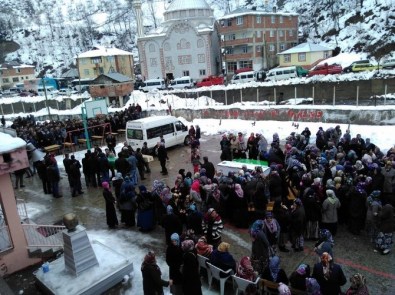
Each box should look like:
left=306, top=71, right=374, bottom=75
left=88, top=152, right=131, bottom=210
left=314, top=229, right=335, bottom=259
left=102, top=181, right=118, bottom=229
left=250, top=219, right=270, bottom=275
left=236, top=256, right=257, bottom=282
left=290, top=198, right=306, bottom=252
left=345, top=273, right=370, bottom=295
left=136, top=185, right=155, bottom=232
left=230, top=183, right=249, bottom=228
left=348, top=180, right=368, bottom=235
left=162, top=205, right=183, bottom=246
left=375, top=203, right=394, bottom=255
left=166, top=233, right=183, bottom=295
left=321, top=189, right=341, bottom=236
left=289, top=263, right=311, bottom=291
left=141, top=250, right=173, bottom=295
left=119, top=177, right=137, bottom=227
left=261, top=256, right=288, bottom=291
left=181, top=240, right=202, bottom=295
left=312, top=252, right=346, bottom=295
left=306, top=277, right=322, bottom=295
left=152, top=179, right=166, bottom=225
left=365, top=190, right=382, bottom=243
left=262, top=211, right=281, bottom=253
left=195, top=236, right=213, bottom=257
left=209, top=242, right=236, bottom=273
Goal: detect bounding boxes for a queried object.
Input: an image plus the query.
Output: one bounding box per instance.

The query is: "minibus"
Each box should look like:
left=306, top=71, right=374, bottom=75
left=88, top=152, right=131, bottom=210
left=230, top=71, right=256, bottom=84
left=168, top=76, right=195, bottom=90
left=139, top=78, right=167, bottom=92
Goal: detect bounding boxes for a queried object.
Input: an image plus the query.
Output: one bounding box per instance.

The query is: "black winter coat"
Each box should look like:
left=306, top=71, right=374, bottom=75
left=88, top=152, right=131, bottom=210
left=182, top=250, right=202, bottom=295
left=141, top=262, right=169, bottom=295
left=165, top=244, right=183, bottom=285
left=312, top=262, right=346, bottom=295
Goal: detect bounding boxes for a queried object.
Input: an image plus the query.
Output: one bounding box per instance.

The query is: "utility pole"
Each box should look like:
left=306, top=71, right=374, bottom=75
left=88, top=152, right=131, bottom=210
left=42, top=77, right=52, bottom=120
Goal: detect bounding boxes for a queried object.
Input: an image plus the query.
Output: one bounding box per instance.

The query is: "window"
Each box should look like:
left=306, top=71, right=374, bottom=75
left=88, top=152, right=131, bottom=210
left=182, top=70, right=190, bottom=76
left=225, top=47, right=234, bottom=54
left=16, top=69, right=21, bottom=73
left=256, top=45, right=261, bottom=52
left=270, top=30, right=275, bottom=38
left=284, top=54, right=291, bottom=62
left=147, top=123, right=175, bottom=140
left=242, top=32, right=247, bottom=39
left=150, top=58, right=157, bottom=66
left=199, top=69, right=206, bottom=76
left=127, top=129, right=143, bottom=140
left=242, top=46, right=248, bottom=53
left=227, top=62, right=237, bottom=72
left=91, top=57, right=102, bottom=64
left=271, top=16, right=275, bottom=24
left=279, top=16, right=283, bottom=23
left=256, top=16, right=261, bottom=23
left=324, top=51, right=331, bottom=58
left=149, top=44, right=155, bottom=52
left=106, top=56, right=115, bottom=62
left=240, top=60, right=252, bottom=68
left=198, top=54, right=205, bottom=63
left=197, top=39, right=204, bottom=48
left=83, top=69, right=89, bottom=76
left=298, top=53, right=306, bottom=62
left=280, top=43, right=286, bottom=50
left=175, top=121, right=186, bottom=131
left=269, top=44, right=275, bottom=51
left=0, top=202, right=13, bottom=253
left=279, top=30, right=284, bottom=37
left=237, top=16, right=243, bottom=25
left=256, top=30, right=261, bottom=38
left=225, top=19, right=232, bottom=27
left=180, top=11, right=186, bottom=17
left=178, top=55, right=192, bottom=65
left=189, top=10, right=195, bottom=17
left=79, top=58, right=88, bottom=65
left=13, top=77, right=19, bottom=82
left=2, top=78, right=9, bottom=83
left=164, top=43, right=171, bottom=51
left=289, top=30, right=294, bottom=37
left=227, top=34, right=236, bottom=41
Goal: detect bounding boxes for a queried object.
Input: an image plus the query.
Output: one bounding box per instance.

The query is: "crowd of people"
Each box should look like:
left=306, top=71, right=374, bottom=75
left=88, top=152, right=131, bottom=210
left=8, top=113, right=395, bottom=294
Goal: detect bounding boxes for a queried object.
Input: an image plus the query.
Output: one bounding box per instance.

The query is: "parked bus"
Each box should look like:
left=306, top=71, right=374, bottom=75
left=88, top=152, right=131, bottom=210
left=70, top=78, right=94, bottom=92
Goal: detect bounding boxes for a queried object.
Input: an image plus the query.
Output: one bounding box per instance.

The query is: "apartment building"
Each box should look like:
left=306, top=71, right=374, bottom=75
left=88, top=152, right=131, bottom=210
left=76, top=46, right=135, bottom=81
left=217, top=7, right=299, bottom=76
left=0, top=62, right=35, bottom=89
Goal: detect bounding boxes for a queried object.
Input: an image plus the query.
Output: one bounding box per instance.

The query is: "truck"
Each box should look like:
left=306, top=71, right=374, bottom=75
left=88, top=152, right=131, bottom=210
left=307, top=63, right=342, bottom=77
left=196, top=76, right=224, bottom=87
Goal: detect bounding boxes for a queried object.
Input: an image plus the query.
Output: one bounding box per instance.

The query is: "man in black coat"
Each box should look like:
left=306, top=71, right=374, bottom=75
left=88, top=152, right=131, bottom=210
left=157, top=142, right=168, bottom=175
left=201, top=156, right=215, bottom=180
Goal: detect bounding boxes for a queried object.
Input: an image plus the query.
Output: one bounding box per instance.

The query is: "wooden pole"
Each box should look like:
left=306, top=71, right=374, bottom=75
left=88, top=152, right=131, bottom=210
left=356, top=85, right=359, bottom=107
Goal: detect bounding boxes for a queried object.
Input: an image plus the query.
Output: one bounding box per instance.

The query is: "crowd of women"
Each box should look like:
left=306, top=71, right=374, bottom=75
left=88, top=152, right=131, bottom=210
left=95, top=124, right=395, bottom=294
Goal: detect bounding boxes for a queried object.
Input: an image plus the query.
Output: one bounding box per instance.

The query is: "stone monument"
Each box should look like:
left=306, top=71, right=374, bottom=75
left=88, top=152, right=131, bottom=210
left=62, top=213, right=99, bottom=276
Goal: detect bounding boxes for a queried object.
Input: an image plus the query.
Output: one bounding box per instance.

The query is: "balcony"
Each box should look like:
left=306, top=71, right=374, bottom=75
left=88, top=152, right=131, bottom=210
left=225, top=52, right=254, bottom=60
left=221, top=38, right=254, bottom=46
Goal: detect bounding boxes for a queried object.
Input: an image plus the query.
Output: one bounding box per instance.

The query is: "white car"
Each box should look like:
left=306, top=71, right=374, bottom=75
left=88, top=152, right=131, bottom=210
left=58, top=88, right=77, bottom=95
left=382, top=58, right=395, bottom=69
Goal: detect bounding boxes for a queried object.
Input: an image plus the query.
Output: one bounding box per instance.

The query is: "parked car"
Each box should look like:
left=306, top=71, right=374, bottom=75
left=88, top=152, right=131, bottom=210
left=351, top=62, right=380, bottom=72
left=196, top=76, right=224, bottom=87
left=58, top=88, right=77, bottom=95
left=382, top=58, right=395, bottom=69
left=307, top=63, right=342, bottom=77
left=168, top=76, right=195, bottom=90
left=19, top=91, right=36, bottom=97
left=343, top=60, right=370, bottom=73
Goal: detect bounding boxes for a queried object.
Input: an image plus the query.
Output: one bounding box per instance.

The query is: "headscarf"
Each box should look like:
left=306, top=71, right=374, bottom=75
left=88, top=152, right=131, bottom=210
left=349, top=273, right=367, bottom=290
left=264, top=212, right=278, bottom=233
left=195, top=236, right=213, bottom=257
left=319, top=229, right=334, bottom=246
left=166, top=205, right=173, bottom=215
left=181, top=239, right=195, bottom=252
left=305, top=277, right=321, bottom=295
left=102, top=181, right=110, bottom=189
left=152, top=180, right=165, bottom=196
left=139, top=185, right=147, bottom=192
left=296, top=264, right=309, bottom=276
left=367, top=190, right=382, bottom=207
left=141, top=250, right=160, bottom=274
left=278, top=282, right=291, bottom=295
left=237, top=256, right=255, bottom=281
left=170, top=233, right=180, bottom=246
left=234, top=183, right=244, bottom=198
left=249, top=219, right=264, bottom=239
left=325, top=189, right=336, bottom=204
left=112, top=172, right=123, bottom=181
left=218, top=242, right=230, bottom=252
left=161, top=187, right=172, bottom=206
left=269, top=256, right=280, bottom=281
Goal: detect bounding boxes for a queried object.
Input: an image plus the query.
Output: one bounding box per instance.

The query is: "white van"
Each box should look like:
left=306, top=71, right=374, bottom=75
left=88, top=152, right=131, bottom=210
left=168, top=76, right=194, bottom=90
left=37, top=86, right=58, bottom=96
left=230, top=71, right=255, bottom=84
left=265, top=66, right=298, bottom=81
left=139, top=78, right=167, bottom=92
left=126, top=116, right=190, bottom=152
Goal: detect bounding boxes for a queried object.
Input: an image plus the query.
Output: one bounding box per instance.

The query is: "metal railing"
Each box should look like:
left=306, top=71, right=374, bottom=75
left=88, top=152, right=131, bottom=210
left=0, top=226, right=13, bottom=253
left=16, top=198, right=29, bottom=223
left=22, top=224, right=65, bottom=248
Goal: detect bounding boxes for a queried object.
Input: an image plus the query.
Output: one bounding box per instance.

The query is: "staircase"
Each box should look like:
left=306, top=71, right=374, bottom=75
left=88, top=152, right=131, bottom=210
left=17, top=199, right=65, bottom=258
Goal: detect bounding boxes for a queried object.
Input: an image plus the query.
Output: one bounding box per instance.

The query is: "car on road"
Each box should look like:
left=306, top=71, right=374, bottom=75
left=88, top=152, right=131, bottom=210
left=196, top=76, right=224, bottom=87
left=307, top=63, right=342, bottom=77
left=382, top=58, right=395, bottom=69
left=351, top=62, right=380, bottom=72
left=342, top=60, right=370, bottom=73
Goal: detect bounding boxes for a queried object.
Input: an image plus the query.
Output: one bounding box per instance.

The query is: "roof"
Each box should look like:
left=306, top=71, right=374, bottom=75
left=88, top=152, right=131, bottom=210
left=77, top=46, right=133, bottom=58
left=0, top=62, right=34, bottom=69
left=166, top=0, right=210, bottom=12
left=218, top=8, right=298, bottom=20
left=0, top=132, right=26, bottom=153
left=61, top=68, right=79, bottom=78
left=95, top=72, right=132, bottom=83
left=278, top=43, right=332, bottom=55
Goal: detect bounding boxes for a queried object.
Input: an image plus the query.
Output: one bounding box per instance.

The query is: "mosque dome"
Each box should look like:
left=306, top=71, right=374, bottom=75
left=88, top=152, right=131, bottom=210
left=164, top=0, right=213, bottom=22
left=166, top=0, right=210, bottom=12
